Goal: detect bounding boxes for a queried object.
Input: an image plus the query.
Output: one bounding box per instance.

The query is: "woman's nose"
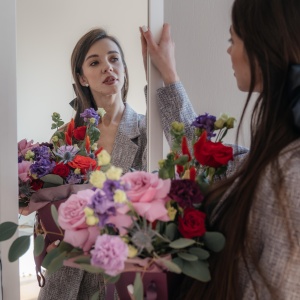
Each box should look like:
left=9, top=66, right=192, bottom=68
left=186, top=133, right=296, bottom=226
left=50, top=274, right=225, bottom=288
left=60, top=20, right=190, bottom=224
left=102, top=62, right=113, bottom=73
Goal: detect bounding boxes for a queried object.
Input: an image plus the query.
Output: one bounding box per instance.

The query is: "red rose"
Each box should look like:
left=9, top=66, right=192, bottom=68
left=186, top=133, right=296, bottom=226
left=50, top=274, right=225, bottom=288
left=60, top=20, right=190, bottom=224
left=68, top=155, right=97, bottom=174
left=178, top=208, right=206, bottom=239
left=52, top=163, right=70, bottom=178
left=194, top=131, right=233, bottom=168
left=31, top=179, right=44, bottom=191
left=73, top=126, right=87, bottom=140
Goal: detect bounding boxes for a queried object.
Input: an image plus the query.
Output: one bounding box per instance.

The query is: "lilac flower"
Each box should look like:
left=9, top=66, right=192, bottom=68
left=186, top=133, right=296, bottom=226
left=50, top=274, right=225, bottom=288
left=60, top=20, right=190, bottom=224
left=89, top=189, right=116, bottom=226
left=18, top=155, right=24, bottom=163
left=32, top=145, right=52, bottom=160
left=80, top=108, right=100, bottom=126
left=54, top=145, right=79, bottom=163
left=191, top=113, right=216, bottom=139
left=90, top=234, right=128, bottom=276
left=102, top=179, right=127, bottom=198
left=66, top=172, right=82, bottom=184
left=30, top=158, right=55, bottom=178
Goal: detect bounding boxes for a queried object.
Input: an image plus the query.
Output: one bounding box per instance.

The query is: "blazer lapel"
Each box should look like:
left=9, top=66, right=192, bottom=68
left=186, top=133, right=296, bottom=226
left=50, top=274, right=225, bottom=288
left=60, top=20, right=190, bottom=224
left=110, top=103, right=141, bottom=174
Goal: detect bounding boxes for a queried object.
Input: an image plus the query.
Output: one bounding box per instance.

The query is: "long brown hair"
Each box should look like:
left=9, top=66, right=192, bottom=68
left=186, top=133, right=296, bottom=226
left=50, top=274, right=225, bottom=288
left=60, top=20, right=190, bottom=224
left=183, top=0, right=300, bottom=299
left=71, top=28, right=129, bottom=127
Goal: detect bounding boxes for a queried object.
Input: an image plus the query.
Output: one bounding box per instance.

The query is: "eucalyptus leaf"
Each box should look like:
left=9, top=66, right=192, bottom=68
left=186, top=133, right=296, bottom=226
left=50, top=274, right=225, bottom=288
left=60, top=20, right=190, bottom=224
left=87, top=126, right=100, bottom=144
left=182, top=260, right=211, bottom=282
left=34, top=234, right=45, bottom=256
left=40, top=174, right=64, bottom=185
left=50, top=204, right=60, bottom=228
left=178, top=252, right=198, bottom=262
left=159, top=258, right=182, bottom=273
left=188, top=247, right=210, bottom=260
left=165, top=223, right=178, bottom=241
left=103, top=274, right=120, bottom=284
left=46, top=251, right=67, bottom=275
left=0, top=221, right=18, bottom=241
left=203, top=232, right=226, bottom=252
left=77, top=264, right=104, bottom=274
left=133, top=273, right=143, bottom=300
left=169, top=238, right=195, bottom=249
left=90, top=291, right=100, bottom=300
left=8, top=235, right=31, bottom=262
left=42, top=247, right=62, bottom=269
left=173, top=257, right=184, bottom=270
left=57, top=241, right=74, bottom=253
left=74, top=256, right=91, bottom=264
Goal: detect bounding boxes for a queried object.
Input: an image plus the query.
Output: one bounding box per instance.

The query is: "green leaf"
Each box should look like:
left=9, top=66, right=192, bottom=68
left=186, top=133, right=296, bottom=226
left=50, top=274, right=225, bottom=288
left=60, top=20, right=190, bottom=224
left=173, top=257, right=184, bottom=270
left=74, top=256, right=91, bottom=264
left=50, top=205, right=60, bottom=228
left=133, top=273, right=144, bottom=300
left=103, top=274, right=120, bottom=284
left=178, top=252, right=198, bottom=261
left=182, top=260, right=211, bottom=282
left=159, top=258, right=182, bottom=274
left=77, top=264, right=104, bottom=274
left=165, top=223, right=178, bottom=241
left=0, top=222, right=18, bottom=241
left=46, top=251, right=67, bottom=275
left=57, top=241, right=74, bottom=253
left=169, top=238, right=195, bottom=249
left=8, top=235, right=31, bottom=262
left=42, top=247, right=62, bottom=269
left=203, top=232, right=226, bottom=252
left=87, top=126, right=100, bottom=144
left=34, top=234, right=45, bottom=256
left=188, top=247, right=210, bottom=260
left=90, top=291, right=100, bottom=300
left=40, top=174, right=64, bottom=185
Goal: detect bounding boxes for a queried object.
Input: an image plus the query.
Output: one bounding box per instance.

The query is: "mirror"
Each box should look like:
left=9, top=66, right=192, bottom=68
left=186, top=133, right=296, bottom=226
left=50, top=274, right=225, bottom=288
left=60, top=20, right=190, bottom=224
left=16, top=0, right=147, bottom=298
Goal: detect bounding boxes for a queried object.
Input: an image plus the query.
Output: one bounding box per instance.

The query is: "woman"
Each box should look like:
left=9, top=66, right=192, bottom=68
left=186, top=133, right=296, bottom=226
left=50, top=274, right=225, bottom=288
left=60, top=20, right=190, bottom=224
left=140, top=0, right=300, bottom=299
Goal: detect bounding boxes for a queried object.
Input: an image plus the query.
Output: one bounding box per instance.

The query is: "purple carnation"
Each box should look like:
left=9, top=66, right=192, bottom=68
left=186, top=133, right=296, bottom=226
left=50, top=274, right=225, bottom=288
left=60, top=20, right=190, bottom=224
left=90, top=234, right=128, bottom=276
left=66, top=172, right=82, bottom=184
left=191, top=113, right=216, bottom=139
left=89, top=189, right=116, bottom=226
left=29, top=158, right=55, bottom=178
left=32, top=145, right=52, bottom=160
left=80, top=108, right=100, bottom=126
left=168, top=179, right=204, bottom=208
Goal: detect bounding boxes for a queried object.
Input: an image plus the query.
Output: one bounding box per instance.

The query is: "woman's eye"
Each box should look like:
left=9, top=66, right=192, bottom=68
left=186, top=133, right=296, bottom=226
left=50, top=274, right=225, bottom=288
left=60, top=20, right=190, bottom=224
left=228, top=38, right=233, bottom=44
left=110, top=57, right=119, bottom=62
left=90, top=61, right=99, bottom=66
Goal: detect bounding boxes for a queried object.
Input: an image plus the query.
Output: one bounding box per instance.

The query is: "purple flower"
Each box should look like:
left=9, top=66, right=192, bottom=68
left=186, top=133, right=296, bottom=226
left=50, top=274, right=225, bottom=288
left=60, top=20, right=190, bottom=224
left=102, top=180, right=127, bottom=198
left=80, top=108, right=100, bottom=126
left=89, top=189, right=116, bottom=226
left=168, top=179, right=204, bottom=208
left=32, top=145, right=52, bottom=160
left=90, top=234, right=128, bottom=276
left=30, top=158, right=55, bottom=178
left=66, top=171, right=82, bottom=184
left=191, top=113, right=216, bottom=139
left=54, top=145, right=79, bottom=163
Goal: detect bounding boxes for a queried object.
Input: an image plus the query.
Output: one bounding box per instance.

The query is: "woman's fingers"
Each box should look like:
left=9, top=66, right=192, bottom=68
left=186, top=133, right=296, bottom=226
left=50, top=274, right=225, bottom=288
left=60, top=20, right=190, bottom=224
left=46, top=239, right=60, bottom=253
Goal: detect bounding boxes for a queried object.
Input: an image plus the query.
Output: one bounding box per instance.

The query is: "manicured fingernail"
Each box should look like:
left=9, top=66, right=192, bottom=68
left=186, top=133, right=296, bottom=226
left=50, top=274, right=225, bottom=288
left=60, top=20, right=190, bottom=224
left=142, top=25, right=148, bottom=32
left=54, top=240, right=60, bottom=246
left=127, top=284, right=134, bottom=295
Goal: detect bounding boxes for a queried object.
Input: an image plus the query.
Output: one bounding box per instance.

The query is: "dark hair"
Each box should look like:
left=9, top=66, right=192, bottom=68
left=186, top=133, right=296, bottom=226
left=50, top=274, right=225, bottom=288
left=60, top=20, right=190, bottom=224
left=183, top=0, right=300, bottom=299
left=71, top=28, right=129, bottom=127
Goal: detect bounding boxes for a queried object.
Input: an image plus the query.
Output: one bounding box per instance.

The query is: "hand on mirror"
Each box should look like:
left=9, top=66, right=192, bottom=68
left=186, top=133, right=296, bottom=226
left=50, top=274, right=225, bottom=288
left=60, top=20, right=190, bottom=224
left=140, top=23, right=180, bottom=85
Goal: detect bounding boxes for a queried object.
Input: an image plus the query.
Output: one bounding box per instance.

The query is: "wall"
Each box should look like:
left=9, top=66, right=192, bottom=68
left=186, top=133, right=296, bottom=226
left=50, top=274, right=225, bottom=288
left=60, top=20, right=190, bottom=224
left=165, top=0, right=252, bottom=147
left=17, top=0, right=147, bottom=143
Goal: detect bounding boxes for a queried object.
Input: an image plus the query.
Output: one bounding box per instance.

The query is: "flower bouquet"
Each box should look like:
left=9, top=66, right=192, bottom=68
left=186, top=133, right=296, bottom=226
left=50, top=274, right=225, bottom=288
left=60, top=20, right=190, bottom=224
left=38, top=112, right=236, bottom=299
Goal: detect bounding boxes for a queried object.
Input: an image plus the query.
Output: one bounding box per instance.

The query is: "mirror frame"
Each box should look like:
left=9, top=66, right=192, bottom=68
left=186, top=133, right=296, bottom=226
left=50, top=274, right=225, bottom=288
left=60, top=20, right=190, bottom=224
left=0, top=0, right=163, bottom=298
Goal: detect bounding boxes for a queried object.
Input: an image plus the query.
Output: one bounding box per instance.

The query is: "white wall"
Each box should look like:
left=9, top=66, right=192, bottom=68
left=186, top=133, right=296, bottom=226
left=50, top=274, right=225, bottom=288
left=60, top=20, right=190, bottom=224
left=17, top=0, right=147, bottom=143
left=165, top=0, right=252, bottom=147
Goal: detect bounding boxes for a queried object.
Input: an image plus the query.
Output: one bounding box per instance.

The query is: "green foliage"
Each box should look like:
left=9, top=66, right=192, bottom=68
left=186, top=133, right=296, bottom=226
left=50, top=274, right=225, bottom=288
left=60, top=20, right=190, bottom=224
left=169, top=238, right=195, bottom=249
left=203, top=232, right=226, bottom=252
left=34, top=234, right=45, bottom=256
left=90, top=291, right=100, bottom=300
left=159, top=258, right=182, bottom=274
left=133, top=273, right=144, bottom=300
left=0, top=222, right=18, bottom=241
left=46, top=251, right=67, bottom=275
left=40, top=174, right=64, bottom=186
left=8, top=235, right=31, bottom=262
left=87, top=126, right=100, bottom=144
left=178, top=252, right=198, bottom=262
left=50, top=204, right=60, bottom=228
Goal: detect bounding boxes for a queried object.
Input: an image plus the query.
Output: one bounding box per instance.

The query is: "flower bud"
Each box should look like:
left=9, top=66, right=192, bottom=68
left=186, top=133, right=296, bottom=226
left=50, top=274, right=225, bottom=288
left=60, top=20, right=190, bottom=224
left=89, top=117, right=96, bottom=124
left=89, top=170, right=106, bottom=188
left=25, top=150, right=35, bottom=160
left=167, top=206, right=177, bottom=221
left=97, top=108, right=106, bottom=118
left=86, top=215, right=99, bottom=226
left=127, top=245, right=138, bottom=258
left=106, top=166, right=123, bottom=180
left=113, top=189, right=127, bottom=203
left=91, top=143, right=98, bottom=151
left=84, top=207, right=94, bottom=217
left=97, top=149, right=111, bottom=166
left=51, top=135, right=59, bottom=143
left=226, top=117, right=236, bottom=129
left=171, top=121, right=185, bottom=134
left=74, top=168, right=81, bottom=175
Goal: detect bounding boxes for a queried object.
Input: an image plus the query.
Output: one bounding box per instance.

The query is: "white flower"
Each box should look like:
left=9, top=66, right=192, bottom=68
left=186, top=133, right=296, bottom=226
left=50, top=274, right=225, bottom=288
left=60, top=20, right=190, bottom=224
left=97, top=108, right=106, bottom=118
left=89, top=170, right=106, bottom=188
left=106, top=166, right=123, bottom=180
left=97, top=149, right=111, bottom=166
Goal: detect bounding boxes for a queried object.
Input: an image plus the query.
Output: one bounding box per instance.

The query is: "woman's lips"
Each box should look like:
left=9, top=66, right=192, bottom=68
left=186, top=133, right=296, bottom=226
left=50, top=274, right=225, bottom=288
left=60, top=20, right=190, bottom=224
left=103, top=76, right=117, bottom=85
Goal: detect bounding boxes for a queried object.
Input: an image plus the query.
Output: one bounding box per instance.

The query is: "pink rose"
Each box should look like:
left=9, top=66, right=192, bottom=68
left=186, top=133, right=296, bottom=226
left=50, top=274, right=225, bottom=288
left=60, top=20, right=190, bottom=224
left=18, top=139, right=39, bottom=156
left=120, top=171, right=171, bottom=222
left=18, top=160, right=32, bottom=182
left=64, top=226, right=99, bottom=252
left=58, top=189, right=95, bottom=230
left=107, top=213, right=133, bottom=236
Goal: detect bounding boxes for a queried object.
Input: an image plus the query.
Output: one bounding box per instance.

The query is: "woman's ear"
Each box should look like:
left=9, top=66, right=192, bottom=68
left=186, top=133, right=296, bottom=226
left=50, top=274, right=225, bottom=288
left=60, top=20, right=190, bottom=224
left=78, top=73, right=88, bottom=87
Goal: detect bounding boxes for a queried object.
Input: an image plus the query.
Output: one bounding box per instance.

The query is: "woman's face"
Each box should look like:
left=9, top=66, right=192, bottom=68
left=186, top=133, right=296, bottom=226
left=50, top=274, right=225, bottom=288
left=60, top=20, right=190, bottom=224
left=227, top=27, right=262, bottom=92
left=79, top=38, right=125, bottom=97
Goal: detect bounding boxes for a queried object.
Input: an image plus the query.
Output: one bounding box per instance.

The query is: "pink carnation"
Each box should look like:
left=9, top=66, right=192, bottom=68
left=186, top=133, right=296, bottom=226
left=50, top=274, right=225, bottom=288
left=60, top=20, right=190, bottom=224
left=18, top=160, right=32, bottom=182
left=120, top=171, right=171, bottom=222
left=91, top=234, right=128, bottom=276
left=18, top=139, right=39, bottom=156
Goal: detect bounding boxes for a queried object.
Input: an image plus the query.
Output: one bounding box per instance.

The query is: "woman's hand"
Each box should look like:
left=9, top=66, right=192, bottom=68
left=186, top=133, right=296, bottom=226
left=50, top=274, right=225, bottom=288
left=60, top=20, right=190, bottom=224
left=140, top=23, right=180, bottom=85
